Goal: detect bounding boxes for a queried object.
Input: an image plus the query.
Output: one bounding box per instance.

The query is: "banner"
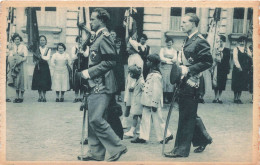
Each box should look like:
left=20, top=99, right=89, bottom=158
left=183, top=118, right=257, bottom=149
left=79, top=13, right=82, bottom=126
left=26, top=7, right=39, bottom=53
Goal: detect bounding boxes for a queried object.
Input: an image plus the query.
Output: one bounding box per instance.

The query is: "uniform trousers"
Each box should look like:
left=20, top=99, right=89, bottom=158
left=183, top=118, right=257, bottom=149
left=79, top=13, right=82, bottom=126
left=87, top=93, right=125, bottom=160
left=173, top=84, right=212, bottom=157
left=139, top=106, right=172, bottom=141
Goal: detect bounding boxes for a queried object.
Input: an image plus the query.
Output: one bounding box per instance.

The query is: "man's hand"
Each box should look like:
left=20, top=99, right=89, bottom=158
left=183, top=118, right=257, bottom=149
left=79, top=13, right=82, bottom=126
left=151, top=107, right=157, bottom=112
left=180, top=65, right=189, bottom=76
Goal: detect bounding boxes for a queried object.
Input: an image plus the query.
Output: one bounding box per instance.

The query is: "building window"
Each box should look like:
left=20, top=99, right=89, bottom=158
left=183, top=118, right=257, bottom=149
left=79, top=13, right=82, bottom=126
left=36, top=7, right=57, bottom=27
left=170, top=7, right=197, bottom=31
left=232, top=8, right=253, bottom=34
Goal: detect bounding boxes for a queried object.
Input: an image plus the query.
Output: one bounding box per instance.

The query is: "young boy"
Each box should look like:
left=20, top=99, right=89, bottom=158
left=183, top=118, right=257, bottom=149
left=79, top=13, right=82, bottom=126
left=131, top=54, right=173, bottom=144
left=124, top=65, right=145, bottom=137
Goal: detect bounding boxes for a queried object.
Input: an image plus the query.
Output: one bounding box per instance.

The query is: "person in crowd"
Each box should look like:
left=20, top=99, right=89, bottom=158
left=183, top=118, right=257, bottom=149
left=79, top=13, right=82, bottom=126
left=123, top=28, right=143, bottom=130
left=138, top=34, right=150, bottom=79
left=114, top=37, right=125, bottom=102
left=124, top=65, right=144, bottom=138
left=51, top=43, right=72, bottom=102
left=248, top=45, right=253, bottom=103
left=7, top=33, right=28, bottom=103
left=231, top=35, right=252, bottom=104
left=131, top=54, right=173, bottom=144
left=164, top=13, right=213, bottom=158
left=77, top=8, right=127, bottom=162
left=71, top=36, right=89, bottom=103
left=159, top=38, right=178, bottom=104
left=6, top=42, right=12, bottom=102
left=212, top=35, right=230, bottom=103
left=110, top=29, right=117, bottom=42
left=31, top=35, right=52, bottom=102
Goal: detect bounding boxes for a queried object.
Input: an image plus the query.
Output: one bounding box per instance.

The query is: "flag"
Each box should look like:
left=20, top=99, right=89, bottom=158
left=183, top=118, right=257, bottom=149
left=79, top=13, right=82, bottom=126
left=124, top=7, right=138, bottom=39
left=206, top=8, right=222, bottom=88
left=26, top=7, right=39, bottom=53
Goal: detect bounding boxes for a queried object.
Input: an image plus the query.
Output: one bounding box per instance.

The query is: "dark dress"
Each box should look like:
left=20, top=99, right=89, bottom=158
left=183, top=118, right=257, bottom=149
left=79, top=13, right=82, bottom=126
left=138, top=45, right=150, bottom=79
left=31, top=48, right=52, bottom=91
left=114, top=48, right=125, bottom=93
left=232, top=47, right=250, bottom=92
left=213, top=48, right=230, bottom=90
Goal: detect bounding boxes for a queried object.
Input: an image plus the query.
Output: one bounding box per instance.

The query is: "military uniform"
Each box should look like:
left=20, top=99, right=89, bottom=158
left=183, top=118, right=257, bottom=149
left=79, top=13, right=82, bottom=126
left=82, top=28, right=126, bottom=160
left=172, top=32, right=213, bottom=157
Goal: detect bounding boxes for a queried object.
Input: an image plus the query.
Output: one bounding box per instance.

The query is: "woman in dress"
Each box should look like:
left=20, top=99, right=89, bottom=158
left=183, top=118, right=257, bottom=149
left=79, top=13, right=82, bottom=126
left=114, top=37, right=125, bottom=102
left=212, top=35, right=230, bottom=104
left=71, top=36, right=89, bottom=103
left=31, top=35, right=52, bottom=102
left=159, top=38, right=178, bottom=104
left=231, top=36, right=252, bottom=104
left=8, top=33, right=28, bottom=103
left=51, top=43, right=72, bottom=102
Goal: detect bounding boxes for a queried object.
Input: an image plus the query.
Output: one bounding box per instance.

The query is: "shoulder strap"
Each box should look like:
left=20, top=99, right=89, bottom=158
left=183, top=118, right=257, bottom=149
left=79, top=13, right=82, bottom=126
left=43, top=48, right=50, bottom=56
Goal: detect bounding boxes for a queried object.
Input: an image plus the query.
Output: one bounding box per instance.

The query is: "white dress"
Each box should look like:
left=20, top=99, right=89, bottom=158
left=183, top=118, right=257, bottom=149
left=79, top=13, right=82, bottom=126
left=51, top=52, right=71, bottom=91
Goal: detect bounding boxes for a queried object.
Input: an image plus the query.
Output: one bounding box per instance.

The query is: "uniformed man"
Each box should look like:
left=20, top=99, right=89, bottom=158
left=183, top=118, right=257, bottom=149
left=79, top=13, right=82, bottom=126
left=164, top=13, right=213, bottom=158
left=77, top=8, right=127, bottom=162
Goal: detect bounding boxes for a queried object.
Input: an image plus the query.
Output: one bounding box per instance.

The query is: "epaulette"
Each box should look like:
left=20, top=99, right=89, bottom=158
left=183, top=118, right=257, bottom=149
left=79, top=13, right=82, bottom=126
left=198, top=34, right=205, bottom=39
left=102, top=31, right=110, bottom=37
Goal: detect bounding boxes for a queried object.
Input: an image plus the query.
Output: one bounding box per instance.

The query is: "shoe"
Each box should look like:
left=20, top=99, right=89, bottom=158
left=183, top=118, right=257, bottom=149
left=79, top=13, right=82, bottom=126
left=124, top=130, right=134, bottom=138
left=38, top=98, right=42, bottom=102
left=237, top=99, right=243, bottom=104
left=73, top=98, right=78, bottom=103
left=212, top=99, right=217, bottom=103
left=18, top=98, right=23, bottom=103
left=194, top=139, right=212, bottom=153
left=160, top=134, right=173, bottom=144
left=80, top=138, right=88, bottom=145
left=13, top=98, right=19, bottom=103
left=56, top=98, right=60, bottom=102
left=164, top=151, right=183, bottom=158
left=78, top=98, right=83, bottom=102
left=77, top=155, right=103, bottom=161
left=6, top=98, right=11, bottom=102
left=217, top=99, right=223, bottom=104
left=42, top=98, right=46, bottom=102
left=198, top=98, right=205, bottom=104
left=60, top=98, right=64, bottom=102
left=107, top=147, right=127, bottom=161
left=131, top=137, right=146, bottom=143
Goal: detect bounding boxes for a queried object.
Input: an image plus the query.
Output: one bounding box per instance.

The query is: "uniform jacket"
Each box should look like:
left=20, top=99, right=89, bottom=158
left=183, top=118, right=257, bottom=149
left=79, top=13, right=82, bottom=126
left=182, top=32, right=213, bottom=77
left=141, top=70, right=163, bottom=108
left=87, top=28, right=118, bottom=94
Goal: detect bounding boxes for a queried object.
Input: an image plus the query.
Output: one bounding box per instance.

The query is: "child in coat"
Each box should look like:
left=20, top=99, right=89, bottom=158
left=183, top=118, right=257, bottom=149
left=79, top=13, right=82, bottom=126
left=124, top=64, right=145, bottom=137
left=131, top=54, right=173, bottom=144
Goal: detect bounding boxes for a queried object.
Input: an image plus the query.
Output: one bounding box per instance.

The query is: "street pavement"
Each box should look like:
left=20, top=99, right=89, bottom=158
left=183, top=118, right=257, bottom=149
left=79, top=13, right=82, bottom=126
left=6, top=81, right=253, bottom=162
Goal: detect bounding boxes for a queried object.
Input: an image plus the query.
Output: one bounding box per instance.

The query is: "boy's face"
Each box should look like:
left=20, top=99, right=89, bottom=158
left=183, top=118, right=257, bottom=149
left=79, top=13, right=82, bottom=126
left=146, top=59, right=152, bottom=68
left=140, top=37, right=147, bottom=45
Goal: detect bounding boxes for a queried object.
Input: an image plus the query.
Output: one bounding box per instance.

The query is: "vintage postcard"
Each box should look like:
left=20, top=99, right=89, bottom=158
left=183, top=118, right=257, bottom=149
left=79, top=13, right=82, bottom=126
left=0, top=0, right=259, bottom=164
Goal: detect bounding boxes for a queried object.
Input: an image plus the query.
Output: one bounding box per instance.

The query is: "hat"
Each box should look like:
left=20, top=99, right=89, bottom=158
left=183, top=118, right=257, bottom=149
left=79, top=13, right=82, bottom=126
left=170, top=62, right=182, bottom=85
left=147, top=53, right=161, bottom=65
left=128, top=64, right=141, bottom=76
left=129, top=37, right=141, bottom=52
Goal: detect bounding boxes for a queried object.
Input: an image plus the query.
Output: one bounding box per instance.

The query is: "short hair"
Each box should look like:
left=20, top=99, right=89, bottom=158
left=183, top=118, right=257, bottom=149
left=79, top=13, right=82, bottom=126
left=12, top=33, right=23, bottom=42
left=165, top=37, right=173, bottom=43
left=185, top=13, right=200, bottom=27
left=57, top=43, right=66, bottom=51
left=93, top=8, right=110, bottom=25
left=238, top=35, right=247, bottom=42
left=39, top=35, right=47, bottom=43
left=75, top=36, right=81, bottom=42
left=219, top=35, right=226, bottom=42
left=147, top=53, right=161, bottom=65
left=139, top=34, right=148, bottom=41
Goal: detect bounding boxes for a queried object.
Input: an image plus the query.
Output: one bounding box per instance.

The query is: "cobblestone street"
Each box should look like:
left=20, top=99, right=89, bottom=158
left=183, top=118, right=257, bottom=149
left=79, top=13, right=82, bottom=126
left=6, top=81, right=253, bottom=162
